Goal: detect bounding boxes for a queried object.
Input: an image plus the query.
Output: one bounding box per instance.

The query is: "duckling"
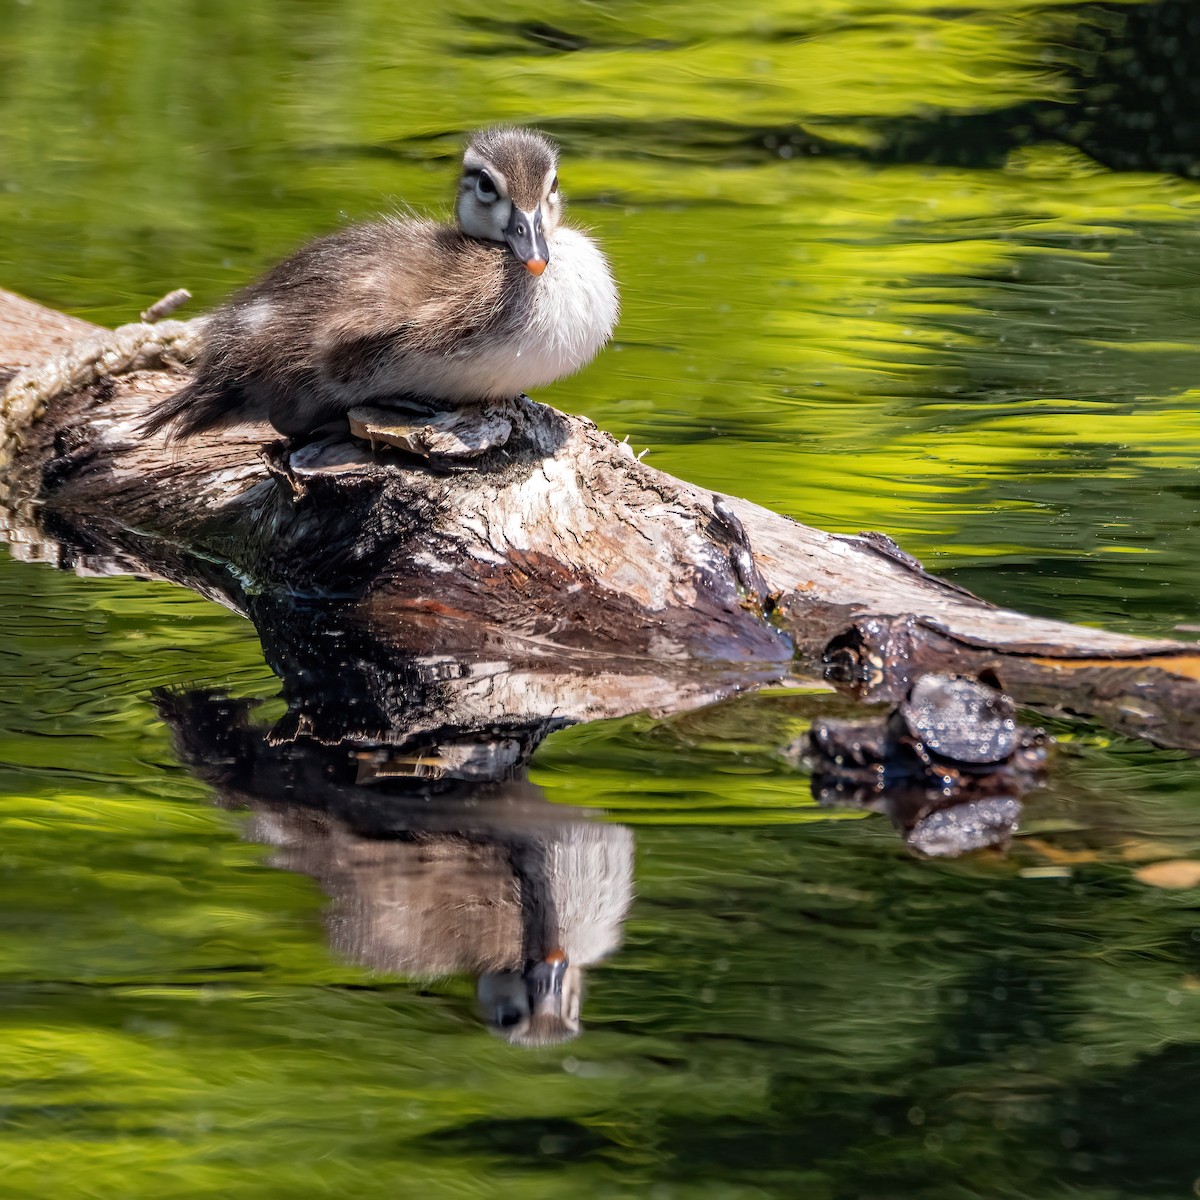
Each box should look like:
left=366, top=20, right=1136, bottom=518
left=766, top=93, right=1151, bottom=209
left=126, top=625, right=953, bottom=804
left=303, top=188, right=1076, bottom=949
left=143, top=127, right=619, bottom=439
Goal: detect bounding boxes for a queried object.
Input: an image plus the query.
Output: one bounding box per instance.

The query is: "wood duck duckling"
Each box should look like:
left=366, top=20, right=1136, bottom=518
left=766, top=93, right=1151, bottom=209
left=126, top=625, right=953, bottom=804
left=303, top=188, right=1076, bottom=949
left=144, top=127, right=619, bottom=439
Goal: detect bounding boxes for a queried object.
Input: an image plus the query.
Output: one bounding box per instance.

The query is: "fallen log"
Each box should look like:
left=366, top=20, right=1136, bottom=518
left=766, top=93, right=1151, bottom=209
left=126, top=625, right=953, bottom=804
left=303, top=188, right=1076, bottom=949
left=5, top=284, right=1200, bottom=753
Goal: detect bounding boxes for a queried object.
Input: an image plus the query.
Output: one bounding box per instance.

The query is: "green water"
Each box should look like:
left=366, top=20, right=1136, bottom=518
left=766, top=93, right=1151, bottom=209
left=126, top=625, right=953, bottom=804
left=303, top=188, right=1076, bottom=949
left=3, top=1, right=1200, bottom=1196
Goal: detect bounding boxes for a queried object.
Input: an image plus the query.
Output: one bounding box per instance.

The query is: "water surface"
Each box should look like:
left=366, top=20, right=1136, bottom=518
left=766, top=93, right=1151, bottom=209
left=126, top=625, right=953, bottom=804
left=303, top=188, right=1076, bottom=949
left=3, top=1, right=1200, bottom=1196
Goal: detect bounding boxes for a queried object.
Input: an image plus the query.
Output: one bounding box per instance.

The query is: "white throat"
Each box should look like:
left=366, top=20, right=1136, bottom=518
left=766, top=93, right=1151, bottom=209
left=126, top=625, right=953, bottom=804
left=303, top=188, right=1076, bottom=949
left=505, top=226, right=619, bottom=392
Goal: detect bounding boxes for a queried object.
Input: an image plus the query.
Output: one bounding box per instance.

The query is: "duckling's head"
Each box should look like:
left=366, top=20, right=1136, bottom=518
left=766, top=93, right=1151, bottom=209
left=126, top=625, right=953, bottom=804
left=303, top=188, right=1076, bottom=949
left=477, top=951, right=583, bottom=1046
left=456, top=127, right=562, bottom=276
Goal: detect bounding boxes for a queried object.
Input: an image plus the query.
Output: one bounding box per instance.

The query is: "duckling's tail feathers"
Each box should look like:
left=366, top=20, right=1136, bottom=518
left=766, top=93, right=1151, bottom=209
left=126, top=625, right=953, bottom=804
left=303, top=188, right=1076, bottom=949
left=140, top=378, right=242, bottom=441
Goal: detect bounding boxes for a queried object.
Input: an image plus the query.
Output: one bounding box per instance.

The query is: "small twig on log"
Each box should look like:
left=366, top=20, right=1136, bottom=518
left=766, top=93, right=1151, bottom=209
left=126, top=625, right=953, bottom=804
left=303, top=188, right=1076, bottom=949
left=140, top=288, right=192, bottom=323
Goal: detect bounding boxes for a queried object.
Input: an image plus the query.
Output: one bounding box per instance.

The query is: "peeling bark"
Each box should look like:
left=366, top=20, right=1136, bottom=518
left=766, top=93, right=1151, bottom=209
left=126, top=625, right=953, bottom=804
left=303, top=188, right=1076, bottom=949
left=5, top=285, right=1200, bottom=751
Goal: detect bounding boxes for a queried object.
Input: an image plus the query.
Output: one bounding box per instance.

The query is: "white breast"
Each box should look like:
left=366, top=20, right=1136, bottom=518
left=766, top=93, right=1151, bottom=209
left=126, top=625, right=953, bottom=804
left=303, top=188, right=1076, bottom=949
left=390, top=227, right=619, bottom=403
left=506, top=226, right=620, bottom=393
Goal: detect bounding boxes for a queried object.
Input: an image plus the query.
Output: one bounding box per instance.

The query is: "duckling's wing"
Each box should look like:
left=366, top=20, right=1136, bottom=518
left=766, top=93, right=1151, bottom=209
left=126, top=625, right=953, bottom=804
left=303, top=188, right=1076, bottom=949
left=317, top=223, right=515, bottom=363
left=322, top=324, right=418, bottom=388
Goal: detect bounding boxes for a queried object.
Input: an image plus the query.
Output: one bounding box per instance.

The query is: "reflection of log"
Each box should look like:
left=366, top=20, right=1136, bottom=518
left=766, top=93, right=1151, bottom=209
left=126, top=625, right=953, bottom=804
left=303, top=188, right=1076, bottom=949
left=6, top=286, right=1200, bottom=749
left=249, top=593, right=766, bottom=745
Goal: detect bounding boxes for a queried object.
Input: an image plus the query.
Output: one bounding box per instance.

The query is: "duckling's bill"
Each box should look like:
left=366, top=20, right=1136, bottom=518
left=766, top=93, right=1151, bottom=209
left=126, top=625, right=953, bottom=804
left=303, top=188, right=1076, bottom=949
left=505, top=204, right=549, bottom=274
left=527, top=950, right=568, bottom=1014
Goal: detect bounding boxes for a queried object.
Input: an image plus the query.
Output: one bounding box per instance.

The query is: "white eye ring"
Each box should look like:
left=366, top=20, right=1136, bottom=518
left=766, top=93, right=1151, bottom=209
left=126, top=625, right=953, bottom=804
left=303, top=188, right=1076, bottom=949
left=475, top=172, right=498, bottom=203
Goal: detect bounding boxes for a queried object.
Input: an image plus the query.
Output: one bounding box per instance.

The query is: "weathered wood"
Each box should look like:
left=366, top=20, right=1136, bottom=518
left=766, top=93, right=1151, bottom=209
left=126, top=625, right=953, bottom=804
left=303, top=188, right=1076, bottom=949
left=5, top=285, right=1200, bottom=750
left=347, top=402, right=513, bottom=460
left=0, top=289, right=96, bottom=378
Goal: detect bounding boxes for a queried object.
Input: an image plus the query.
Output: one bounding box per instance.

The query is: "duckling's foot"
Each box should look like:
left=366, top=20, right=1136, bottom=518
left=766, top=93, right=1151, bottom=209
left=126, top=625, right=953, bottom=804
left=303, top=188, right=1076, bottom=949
left=347, top=402, right=513, bottom=462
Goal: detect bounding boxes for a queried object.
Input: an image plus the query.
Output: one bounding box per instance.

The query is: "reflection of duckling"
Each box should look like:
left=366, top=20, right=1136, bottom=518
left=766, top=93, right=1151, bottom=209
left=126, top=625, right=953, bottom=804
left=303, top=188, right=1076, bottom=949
left=240, top=777, right=633, bottom=1041
left=474, top=823, right=634, bottom=1045
left=144, top=127, right=619, bottom=438
left=153, top=689, right=634, bottom=1045
left=262, top=802, right=633, bottom=1047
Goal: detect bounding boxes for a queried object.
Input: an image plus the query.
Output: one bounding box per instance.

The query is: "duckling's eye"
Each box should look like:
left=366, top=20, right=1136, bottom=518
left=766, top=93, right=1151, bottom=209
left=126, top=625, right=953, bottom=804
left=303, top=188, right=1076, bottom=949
left=549, top=174, right=559, bottom=196
left=475, top=171, right=498, bottom=202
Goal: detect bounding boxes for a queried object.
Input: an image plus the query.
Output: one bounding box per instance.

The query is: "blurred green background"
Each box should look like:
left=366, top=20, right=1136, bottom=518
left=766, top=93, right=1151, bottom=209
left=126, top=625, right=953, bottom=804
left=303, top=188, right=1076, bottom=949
left=3, top=1, right=1200, bottom=1196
